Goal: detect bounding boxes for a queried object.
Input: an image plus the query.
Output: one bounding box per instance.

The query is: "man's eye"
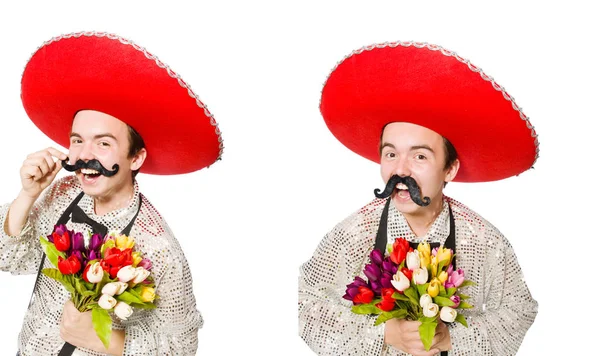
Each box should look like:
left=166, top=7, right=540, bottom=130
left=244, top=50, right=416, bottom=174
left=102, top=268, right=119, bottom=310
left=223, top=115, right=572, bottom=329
left=385, top=152, right=396, bottom=158
left=99, top=142, right=110, bottom=147
left=71, top=139, right=82, bottom=144
left=416, top=154, right=426, bottom=160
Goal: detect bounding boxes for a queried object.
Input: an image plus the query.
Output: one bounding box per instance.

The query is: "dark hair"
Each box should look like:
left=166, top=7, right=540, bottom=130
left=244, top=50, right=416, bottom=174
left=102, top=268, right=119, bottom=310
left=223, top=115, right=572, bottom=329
left=127, top=125, right=145, bottom=180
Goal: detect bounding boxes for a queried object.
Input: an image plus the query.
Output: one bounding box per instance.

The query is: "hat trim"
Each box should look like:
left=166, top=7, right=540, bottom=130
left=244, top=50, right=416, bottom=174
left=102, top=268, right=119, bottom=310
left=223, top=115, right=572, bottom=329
left=21, top=31, right=224, bottom=163
left=320, top=41, right=539, bottom=168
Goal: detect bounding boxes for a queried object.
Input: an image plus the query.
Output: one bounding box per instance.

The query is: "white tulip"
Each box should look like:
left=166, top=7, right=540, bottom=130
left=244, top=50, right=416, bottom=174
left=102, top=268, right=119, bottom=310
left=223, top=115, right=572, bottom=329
left=114, top=301, right=134, bottom=320
left=86, top=262, right=104, bottom=283
left=419, top=294, right=432, bottom=309
left=391, top=270, right=410, bottom=292
left=131, top=267, right=151, bottom=284
left=117, top=266, right=137, bottom=283
left=412, top=267, right=429, bottom=285
left=98, top=294, right=117, bottom=310
left=440, top=306, right=458, bottom=323
left=423, top=302, right=439, bottom=318
left=102, top=282, right=128, bottom=296
left=406, top=250, right=421, bottom=271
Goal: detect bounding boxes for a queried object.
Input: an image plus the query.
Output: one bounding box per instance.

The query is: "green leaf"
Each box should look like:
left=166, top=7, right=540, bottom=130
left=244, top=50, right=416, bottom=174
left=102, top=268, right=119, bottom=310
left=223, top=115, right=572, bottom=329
left=446, top=287, right=457, bottom=296
left=458, top=293, right=470, bottom=300
left=374, top=312, right=394, bottom=326
left=391, top=292, right=410, bottom=302
left=92, top=308, right=112, bottom=349
left=418, top=316, right=437, bottom=324
left=433, top=296, right=455, bottom=307
left=42, top=268, right=75, bottom=294
left=455, top=313, right=468, bottom=328
left=458, top=301, right=474, bottom=309
left=39, top=237, right=66, bottom=268
left=417, top=283, right=429, bottom=297
left=404, top=287, right=420, bottom=306
left=389, top=308, right=408, bottom=319
left=129, top=302, right=157, bottom=310
left=437, top=262, right=446, bottom=277
left=438, top=284, right=447, bottom=297
left=418, top=318, right=438, bottom=351
left=458, top=280, right=476, bottom=288
left=116, top=291, right=143, bottom=304
left=351, top=304, right=381, bottom=315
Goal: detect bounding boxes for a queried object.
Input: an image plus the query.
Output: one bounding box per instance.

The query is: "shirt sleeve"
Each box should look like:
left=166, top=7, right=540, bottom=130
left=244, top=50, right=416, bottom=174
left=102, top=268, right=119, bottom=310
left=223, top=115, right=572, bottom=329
left=121, top=246, right=202, bottom=355
left=447, top=229, right=538, bottom=355
left=298, top=214, right=388, bottom=355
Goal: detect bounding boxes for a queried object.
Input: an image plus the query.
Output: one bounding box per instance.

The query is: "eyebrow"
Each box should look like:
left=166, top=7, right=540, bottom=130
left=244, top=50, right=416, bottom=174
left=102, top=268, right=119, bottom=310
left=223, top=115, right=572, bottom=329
left=379, top=142, right=436, bottom=154
left=69, top=132, right=118, bottom=141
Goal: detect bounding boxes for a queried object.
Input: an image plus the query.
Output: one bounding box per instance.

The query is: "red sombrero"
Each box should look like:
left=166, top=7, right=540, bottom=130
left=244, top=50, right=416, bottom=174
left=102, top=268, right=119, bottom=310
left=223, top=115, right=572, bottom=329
left=320, top=41, right=539, bottom=182
left=21, top=31, right=223, bottom=175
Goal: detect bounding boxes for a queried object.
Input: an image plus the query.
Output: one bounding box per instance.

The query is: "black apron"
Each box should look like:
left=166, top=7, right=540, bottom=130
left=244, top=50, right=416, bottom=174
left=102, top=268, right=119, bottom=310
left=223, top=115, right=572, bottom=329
left=375, top=198, right=455, bottom=356
left=19, top=192, right=142, bottom=356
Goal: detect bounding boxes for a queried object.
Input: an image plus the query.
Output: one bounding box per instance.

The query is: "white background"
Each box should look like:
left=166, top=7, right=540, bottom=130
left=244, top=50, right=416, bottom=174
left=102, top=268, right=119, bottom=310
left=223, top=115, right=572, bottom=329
left=0, top=1, right=597, bottom=355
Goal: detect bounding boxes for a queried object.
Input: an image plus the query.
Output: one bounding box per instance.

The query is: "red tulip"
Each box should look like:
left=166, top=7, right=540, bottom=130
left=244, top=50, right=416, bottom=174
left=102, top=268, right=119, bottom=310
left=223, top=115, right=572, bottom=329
left=58, top=256, right=81, bottom=275
left=376, top=288, right=396, bottom=311
left=390, top=238, right=411, bottom=265
left=400, top=267, right=413, bottom=282
left=53, top=231, right=71, bottom=252
left=352, top=286, right=374, bottom=304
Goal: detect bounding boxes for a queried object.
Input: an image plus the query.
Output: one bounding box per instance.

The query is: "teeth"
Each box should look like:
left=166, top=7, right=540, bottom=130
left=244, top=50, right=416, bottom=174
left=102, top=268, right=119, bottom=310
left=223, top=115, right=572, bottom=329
left=81, top=168, right=99, bottom=175
left=396, top=183, right=408, bottom=190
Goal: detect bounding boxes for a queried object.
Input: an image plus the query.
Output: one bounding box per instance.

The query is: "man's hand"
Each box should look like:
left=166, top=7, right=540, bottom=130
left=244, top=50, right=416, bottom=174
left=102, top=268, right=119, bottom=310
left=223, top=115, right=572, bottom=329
left=20, top=147, right=67, bottom=199
left=60, top=300, right=125, bottom=355
left=384, top=319, right=451, bottom=356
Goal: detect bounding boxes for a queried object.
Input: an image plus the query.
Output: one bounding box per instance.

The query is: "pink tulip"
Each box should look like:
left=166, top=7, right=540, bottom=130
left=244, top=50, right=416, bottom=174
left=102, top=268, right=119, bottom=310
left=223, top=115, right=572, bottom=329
left=445, top=268, right=465, bottom=288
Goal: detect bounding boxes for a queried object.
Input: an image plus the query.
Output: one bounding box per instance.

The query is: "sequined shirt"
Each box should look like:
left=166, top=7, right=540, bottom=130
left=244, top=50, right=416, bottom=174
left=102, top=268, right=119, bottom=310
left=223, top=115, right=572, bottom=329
left=298, top=196, right=537, bottom=355
left=0, top=176, right=202, bottom=355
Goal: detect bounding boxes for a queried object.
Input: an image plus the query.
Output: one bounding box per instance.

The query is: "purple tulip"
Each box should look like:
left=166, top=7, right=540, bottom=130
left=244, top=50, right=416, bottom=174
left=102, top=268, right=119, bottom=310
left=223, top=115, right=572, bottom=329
left=54, top=224, right=68, bottom=236
left=382, top=258, right=398, bottom=275
left=364, top=263, right=382, bottom=282
left=380, top=272, right=393, bottom=289
left=343, top=276, right=369, bottom=301
left=71, top=250, right=84, bottom=267
left=71, top=232, right=85, bottom=252
left=370, top=280, right=381, bottom=295
left=138, top=258, right=153, bottom=271
left=370, top=249, right=383, bottom=266
left=89, top=233, right=103, bottom=251
left=47, top=233, right=54, bottom=243
left=450, top=295, right=461, bottom=308
left=88, top=250, right=99, bottom=261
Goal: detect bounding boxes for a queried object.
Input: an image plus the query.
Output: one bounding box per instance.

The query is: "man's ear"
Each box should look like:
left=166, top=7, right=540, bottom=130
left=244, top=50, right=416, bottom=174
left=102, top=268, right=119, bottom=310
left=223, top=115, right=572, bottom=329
left=130, top=148, right=147, bottom=171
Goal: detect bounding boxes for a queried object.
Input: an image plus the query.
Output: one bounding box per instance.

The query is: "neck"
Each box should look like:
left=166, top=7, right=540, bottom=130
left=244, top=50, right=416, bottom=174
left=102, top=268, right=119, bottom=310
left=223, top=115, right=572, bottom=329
left=93, top=183, right=135, bottom=216
left=402, top=197, right=444, bottom=238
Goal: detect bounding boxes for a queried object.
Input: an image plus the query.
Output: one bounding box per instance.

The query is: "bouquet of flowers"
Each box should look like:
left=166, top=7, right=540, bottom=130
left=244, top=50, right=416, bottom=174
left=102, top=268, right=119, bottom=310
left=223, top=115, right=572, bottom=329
left=343, top=238, right=474, bottom=351
left=40, top=224, right=158, bottom=348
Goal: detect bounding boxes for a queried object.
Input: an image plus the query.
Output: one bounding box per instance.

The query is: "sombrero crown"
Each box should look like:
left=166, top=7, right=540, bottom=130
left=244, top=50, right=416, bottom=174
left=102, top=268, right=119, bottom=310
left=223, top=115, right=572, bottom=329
left=21, top=31, right=223, bottom=175
left=320, top=41, right=539, bottom=182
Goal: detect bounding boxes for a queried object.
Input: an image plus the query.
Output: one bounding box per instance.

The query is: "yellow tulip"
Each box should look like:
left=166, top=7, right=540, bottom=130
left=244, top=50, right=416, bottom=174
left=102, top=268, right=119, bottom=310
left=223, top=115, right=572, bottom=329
left=116, top=235, right=135, bottom=250
left=132, top=252, right=142, bottom=267
left=430, top=260, right=438, bottom=278
left=140, top=286, right=156, bottom=303
left=438, top=271, right=448, bottom=284
left=427, top=279, right=441, bottom=298
left=418, top=242, right=431, bottom=259
left=419, top=252, right=431, bottom=269
left=436, top=247, right=453, bottom=267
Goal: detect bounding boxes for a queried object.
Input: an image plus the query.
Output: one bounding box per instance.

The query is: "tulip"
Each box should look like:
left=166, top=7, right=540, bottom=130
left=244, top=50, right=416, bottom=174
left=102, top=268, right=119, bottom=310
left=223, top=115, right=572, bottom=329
left=376, top=288, right=396, bottom=311
left=71, top=232, right=85, bottom=252
left=391, top=270, right=410, bottom=292
left=450, top=295, right=461, bottom=308
left=98, top=294, right=117, bottom=310
left=114, top=301, right=133, bottom=320
left=343, top=277, right=368, bottom=302
left=423, top=302, right=439, bottom=317
left=364, top=263, right=382, bottom=282
left=89, top=233, right=103, bottom=251
left=352, top=286, right=375, bottom=305
left=53, top=231, right=71, bottom=252
left=116, top=235, right=135, bottom=250
left=138, top=258, right=153, bottom=271
left=406, top=250, right=420, bottom=271
left=102, top=282, right=128, bottom=296
left=86, top=262, right=104, bottom=283
left=390, top=238, right=411, bottom=265
left=438, top=271, right=449, bottom=284
left=88, top=250, right=100, bottom=261
left=427, top=279, right=441, bottom=298
left=131, top=267, right=151, bottom=284
left=370, top=249, right=384, bottom=266
left=419, top=251, right=431, bottom=269
left=436, top=247, right=453, bottom=267
left=420, top=294, right=432, bottom=309
left=380, top=272, right=393, bottom=289
left=117, top=265, right=137, bottom=283
left=132, top=252, right=142, bottom=267
left=412, top=267, right=428, bottom=285
left=430, top=260, right=438, bottom=278
left=445, top=268, right=465, bottom=289
left=70, top=250, right=84, bottom=267
left=400, top=267, right=412, bottom=282
left=417, top=242, right=431, bottom=258
left=140, top=286, right=156, bottom=303
left=382, top=258, right=398, bottom=275
left=57, top=256, right=81, bottom=275
left=440, top=306, right=457, bottom=323
left=54, top=224, right=68, bottom=236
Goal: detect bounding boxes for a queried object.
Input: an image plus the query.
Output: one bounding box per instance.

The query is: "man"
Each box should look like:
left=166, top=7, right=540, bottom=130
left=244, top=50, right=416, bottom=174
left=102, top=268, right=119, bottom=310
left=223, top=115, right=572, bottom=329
left=0, top=31, right=223, bottom=355
left=298, top=42, right=538, bottom=355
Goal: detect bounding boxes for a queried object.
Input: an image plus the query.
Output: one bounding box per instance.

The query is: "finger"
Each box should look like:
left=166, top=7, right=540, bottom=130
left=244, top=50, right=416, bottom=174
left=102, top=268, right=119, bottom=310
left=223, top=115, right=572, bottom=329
left=46, top=147, right=68, bottom=161
left=21, top=165, right=43, bottom=181
left=23, top=156, right=51, bottom=175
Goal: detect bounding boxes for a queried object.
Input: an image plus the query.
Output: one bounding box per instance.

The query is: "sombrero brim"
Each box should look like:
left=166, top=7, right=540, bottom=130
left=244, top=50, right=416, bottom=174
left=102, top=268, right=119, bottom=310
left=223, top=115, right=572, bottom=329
left=21, top=31, right=223, bottom=175
left=320, top=42, right=539, bottom=182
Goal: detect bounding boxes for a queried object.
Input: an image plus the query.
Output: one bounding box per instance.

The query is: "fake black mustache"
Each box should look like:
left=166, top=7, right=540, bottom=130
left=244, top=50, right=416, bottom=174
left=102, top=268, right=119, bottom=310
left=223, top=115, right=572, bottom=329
left=61, top=159, right=120, bottom=177
left=374, top=174, right=431, bottom=206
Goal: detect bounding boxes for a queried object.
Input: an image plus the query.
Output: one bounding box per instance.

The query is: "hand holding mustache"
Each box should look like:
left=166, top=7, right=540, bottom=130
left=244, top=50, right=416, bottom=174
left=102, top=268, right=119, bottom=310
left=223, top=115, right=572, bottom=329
left=61, top=159, right=119, bottom=177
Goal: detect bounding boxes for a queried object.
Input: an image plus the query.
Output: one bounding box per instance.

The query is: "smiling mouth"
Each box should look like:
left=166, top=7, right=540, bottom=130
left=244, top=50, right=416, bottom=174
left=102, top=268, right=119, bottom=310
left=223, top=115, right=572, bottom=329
left=79, top=168, right=101, bottom=179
